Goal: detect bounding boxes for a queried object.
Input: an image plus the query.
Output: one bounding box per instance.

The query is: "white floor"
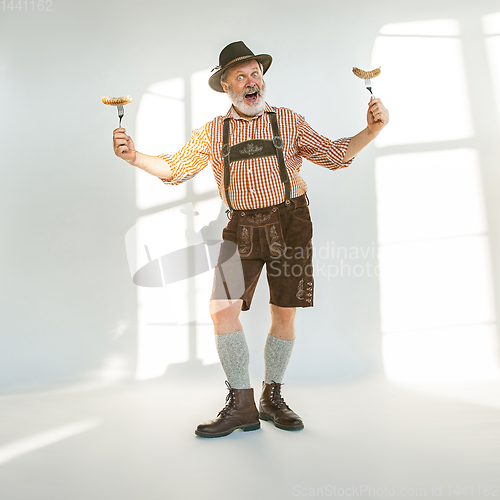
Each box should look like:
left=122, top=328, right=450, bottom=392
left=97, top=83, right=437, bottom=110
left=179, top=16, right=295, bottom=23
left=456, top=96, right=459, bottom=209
left=0, top=374, right=499, bottom=500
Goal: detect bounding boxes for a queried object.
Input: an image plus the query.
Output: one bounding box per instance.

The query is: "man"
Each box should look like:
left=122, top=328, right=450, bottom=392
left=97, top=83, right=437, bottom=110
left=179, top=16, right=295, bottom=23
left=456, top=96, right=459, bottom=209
left=113, top=41, right=389, bottom=438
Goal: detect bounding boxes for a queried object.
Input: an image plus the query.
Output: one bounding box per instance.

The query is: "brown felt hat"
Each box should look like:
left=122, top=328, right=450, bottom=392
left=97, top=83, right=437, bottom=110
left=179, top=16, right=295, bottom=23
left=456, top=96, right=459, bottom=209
left=208, top=41, right=272, bottom=93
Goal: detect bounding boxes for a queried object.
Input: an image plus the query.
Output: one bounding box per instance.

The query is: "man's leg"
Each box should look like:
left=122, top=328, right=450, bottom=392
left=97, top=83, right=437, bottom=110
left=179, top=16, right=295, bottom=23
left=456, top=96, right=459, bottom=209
left=210, top=299, right=244, bottom=335
left=195, top=299, right=260, bottom=438
left=260, top=304, right=303, bottom=430
left=269, top=304, right=296, bottom=338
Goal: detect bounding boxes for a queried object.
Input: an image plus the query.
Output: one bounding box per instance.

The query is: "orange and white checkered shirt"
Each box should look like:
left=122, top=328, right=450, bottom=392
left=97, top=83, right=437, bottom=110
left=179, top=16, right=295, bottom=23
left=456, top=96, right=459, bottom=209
left=157, top=102, right=354, bottom=210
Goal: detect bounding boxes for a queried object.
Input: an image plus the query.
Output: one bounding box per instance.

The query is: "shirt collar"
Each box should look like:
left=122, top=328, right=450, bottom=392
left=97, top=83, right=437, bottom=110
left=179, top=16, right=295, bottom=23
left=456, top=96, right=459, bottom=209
left=224, top=102, right=275, bottom=120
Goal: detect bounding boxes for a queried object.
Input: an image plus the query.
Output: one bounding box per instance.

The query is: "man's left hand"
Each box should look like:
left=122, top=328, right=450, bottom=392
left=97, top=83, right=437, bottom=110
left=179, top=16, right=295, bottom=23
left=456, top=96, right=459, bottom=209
left=367, top=97, right=389, bottom=135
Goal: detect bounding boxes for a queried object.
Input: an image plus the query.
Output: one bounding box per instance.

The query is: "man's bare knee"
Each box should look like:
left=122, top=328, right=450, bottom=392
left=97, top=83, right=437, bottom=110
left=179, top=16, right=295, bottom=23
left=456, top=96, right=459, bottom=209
left=209, top=299, right=243, bottom=325
left=270, top=304, right=296, bottom=326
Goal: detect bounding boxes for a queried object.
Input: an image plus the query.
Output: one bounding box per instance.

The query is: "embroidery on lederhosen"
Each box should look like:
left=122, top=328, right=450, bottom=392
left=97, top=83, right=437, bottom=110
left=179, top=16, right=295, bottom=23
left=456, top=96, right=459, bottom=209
left=296, top=278, right=305, bottom=300
left=245, top=213, right=271, bottom=224
left=266, top=222, right=285, bottom=257
left=238, top=226, right=252, bottom=256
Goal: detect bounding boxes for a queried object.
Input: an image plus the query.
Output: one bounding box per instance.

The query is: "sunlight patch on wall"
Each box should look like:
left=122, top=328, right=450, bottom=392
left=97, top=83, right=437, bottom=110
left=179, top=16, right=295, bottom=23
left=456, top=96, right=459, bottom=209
left=482, top=12, right=500, bottom=34
left=379, top=18, right=460, bottom=36
left=135, top=78, right=186, bottom=210
left=378, top=235, right=495, bottom=333
left=130, top=208, right=193, bottom=380
left=196, top=325, right=220, bottom=366
left=373, top=20, right=473, bottom=147
left=132, top=72, right=228, bottom=379
left=376, top=149, right=487, bottom=244
left=135, top=324, right=189, bottom=381
left=374, top=19, right=499, bottom=383
left=191, top=68, right=228, bottom=196
left=132, top=202, right=223, bottom=378
left=376, top=149, right=494, bottom=333
left=483, top=13, right=500, bottom=122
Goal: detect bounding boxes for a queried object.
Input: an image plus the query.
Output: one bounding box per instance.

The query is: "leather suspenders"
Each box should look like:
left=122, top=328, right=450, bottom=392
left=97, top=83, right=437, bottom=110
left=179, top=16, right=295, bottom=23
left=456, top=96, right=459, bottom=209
left=268, top=112, right=291, bottom=205
left=222, top=111, right=291, bottom=213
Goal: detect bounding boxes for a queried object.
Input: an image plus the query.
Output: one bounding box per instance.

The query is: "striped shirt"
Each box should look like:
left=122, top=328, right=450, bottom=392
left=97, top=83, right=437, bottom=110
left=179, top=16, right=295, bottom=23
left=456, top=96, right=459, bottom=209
left=157, top=102, right=354, bottom=210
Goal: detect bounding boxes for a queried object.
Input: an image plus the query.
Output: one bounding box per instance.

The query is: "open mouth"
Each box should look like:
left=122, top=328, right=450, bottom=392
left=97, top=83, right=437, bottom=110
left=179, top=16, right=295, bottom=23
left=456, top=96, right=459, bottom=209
left=244, top=92, right=258, bottom=102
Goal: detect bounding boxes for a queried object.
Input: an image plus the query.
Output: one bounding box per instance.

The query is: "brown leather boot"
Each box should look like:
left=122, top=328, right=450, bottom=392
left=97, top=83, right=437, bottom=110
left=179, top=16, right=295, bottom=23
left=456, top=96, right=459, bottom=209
left=195, top=381, right=261, bottom=438
left=259, top=381, right=304, bottom=431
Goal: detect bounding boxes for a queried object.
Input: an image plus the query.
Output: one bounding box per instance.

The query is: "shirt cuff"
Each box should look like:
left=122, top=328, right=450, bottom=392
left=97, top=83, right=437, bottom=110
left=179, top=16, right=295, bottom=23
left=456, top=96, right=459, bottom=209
left=337, top=137, right=355, bottom=166
left=156, top=155, right=182, bottom=185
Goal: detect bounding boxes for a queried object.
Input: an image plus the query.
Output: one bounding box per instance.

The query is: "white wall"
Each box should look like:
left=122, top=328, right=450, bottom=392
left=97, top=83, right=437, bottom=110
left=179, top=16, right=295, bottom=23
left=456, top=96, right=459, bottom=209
left=1, top=0, right=499, bottom=391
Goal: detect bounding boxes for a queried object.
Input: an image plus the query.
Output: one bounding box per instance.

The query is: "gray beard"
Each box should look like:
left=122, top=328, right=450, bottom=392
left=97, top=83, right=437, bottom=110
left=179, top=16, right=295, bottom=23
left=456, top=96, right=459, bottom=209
left=227, top=81, right=266, bottom=117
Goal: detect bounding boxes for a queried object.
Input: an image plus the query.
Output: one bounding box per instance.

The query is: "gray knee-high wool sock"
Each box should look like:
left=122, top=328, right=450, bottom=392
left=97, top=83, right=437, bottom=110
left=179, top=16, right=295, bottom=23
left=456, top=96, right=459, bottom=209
left=214, top=330, right=251, bottom=389
left=264, top=334, right=295, bottom=384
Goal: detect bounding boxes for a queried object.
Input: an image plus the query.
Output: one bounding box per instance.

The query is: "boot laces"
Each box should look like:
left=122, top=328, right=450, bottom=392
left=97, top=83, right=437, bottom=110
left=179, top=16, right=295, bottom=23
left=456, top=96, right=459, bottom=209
left=217, top=380, right=236, bottom=417
left=270, top=381, right=290, bottom=410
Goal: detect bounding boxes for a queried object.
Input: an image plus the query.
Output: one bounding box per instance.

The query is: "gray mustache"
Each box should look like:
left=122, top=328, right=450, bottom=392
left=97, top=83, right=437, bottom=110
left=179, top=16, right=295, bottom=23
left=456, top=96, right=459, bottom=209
left=243, top=87, right=260, bottom=96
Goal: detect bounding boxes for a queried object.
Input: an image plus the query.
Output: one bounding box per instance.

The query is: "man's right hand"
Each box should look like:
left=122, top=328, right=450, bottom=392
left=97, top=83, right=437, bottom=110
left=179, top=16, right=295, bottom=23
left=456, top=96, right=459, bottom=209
left=113, top=128, right=137, bottom=164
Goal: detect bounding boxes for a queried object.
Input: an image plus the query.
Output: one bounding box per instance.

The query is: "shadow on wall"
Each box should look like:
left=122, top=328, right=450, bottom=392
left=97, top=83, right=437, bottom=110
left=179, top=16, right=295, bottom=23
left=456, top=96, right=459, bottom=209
left=125, top=11, right=500, bottom=388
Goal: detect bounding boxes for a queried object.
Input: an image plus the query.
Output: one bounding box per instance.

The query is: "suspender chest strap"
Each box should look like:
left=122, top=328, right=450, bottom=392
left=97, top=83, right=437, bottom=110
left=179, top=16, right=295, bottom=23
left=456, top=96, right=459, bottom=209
left=221, top=111, right=291, bottom=213
left=222, top=118, right=233, bottom=212
left=268, top=112, right=291, bottom=204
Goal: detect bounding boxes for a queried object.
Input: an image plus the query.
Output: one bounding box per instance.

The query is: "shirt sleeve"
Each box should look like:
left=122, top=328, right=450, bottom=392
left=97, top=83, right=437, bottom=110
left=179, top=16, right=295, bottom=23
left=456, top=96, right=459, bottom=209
left=157, top=123, right=211, bottom=185
left=296, top=114, right=355, bottom=170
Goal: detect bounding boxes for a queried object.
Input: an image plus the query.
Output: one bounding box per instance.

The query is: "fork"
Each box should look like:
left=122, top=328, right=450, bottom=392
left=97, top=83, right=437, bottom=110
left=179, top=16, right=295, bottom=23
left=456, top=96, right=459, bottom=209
left=117, top=104, right=124, bottom=127
left=364, top=78, right=374, bottom=97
